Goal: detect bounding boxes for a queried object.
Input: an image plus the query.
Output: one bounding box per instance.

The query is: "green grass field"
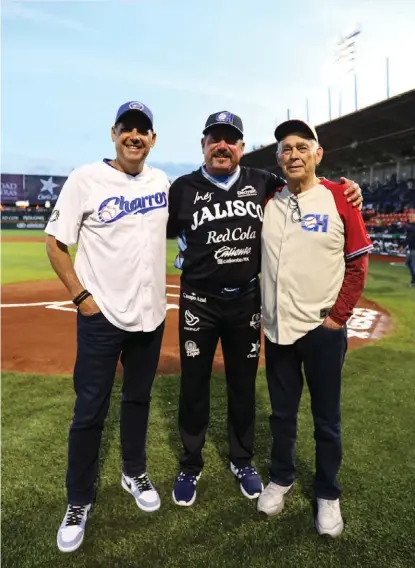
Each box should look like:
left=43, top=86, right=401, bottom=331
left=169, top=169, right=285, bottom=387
left=1, top=230, right=180, bottom=284
left=2, top=231, right=415, bottom=568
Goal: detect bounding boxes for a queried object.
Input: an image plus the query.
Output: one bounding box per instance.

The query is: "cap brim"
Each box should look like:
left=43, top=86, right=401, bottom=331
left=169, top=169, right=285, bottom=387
left=274, top=120, right=317, bottom=142
left=203, top=122, right=243, bottom=137
left=115, top=109, right=153, bottom=129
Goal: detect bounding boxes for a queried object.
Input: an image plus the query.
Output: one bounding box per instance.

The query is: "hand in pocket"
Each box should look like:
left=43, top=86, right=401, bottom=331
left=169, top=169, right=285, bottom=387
left=79, top=296, right=101, bottom=317
left=322, top=316, right=344, bottom=330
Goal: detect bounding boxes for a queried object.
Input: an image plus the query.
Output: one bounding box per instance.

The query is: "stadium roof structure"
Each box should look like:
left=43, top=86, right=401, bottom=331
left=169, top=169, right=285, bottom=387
left=240, top=88, right=415, bottom=175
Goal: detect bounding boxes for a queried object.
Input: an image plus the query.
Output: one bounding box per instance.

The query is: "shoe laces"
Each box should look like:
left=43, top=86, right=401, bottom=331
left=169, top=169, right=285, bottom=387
left=319, top=499, right=340, bottom=515
left=65, top=504, right=88, bottom=527
left=177, top=472, right=199, bottom=485
left=131, top=473, right=153, bottom=493
left=235, top=465, right=258, bottom=479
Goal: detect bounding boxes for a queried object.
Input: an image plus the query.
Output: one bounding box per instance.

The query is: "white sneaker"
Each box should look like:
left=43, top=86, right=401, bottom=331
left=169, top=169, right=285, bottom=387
left=57, top=503, right=92, bottom=553
left=257, top=481, right=293, bottom=516
left=122, top=472, right=160, bottom=512
left=315, top=498, right=344, bottom=537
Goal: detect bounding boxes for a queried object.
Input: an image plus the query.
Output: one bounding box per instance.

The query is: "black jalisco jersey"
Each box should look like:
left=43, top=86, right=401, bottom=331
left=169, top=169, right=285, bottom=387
left=167, top=166, right=285, bottom=288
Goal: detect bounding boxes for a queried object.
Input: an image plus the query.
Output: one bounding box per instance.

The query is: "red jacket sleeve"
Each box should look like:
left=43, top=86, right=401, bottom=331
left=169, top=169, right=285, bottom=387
left=329, top=254, right=369, bottom=325
left=320, top=179, right=373, bottom=259
left=319, top=179, right=373, bottom=324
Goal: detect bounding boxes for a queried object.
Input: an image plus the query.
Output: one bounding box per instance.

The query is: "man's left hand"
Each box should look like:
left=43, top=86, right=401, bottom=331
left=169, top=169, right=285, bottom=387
left=340, top=177, right=363, bottom=210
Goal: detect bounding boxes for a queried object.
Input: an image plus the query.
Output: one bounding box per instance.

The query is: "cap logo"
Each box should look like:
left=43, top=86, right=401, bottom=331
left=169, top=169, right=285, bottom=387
left=129, top=102, right=144, bottom=111
left=216, top=111, right=231, bottom=122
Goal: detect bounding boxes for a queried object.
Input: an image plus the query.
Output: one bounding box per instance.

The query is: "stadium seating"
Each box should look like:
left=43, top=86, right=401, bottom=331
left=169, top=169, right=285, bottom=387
left=362, top=178, right=415, bottom=232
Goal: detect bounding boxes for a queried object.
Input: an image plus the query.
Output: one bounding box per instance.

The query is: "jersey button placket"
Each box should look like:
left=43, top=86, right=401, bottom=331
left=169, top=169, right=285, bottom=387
left=136, top=210, right=148, bottom=329
left=142, top=234, right=154, bottom=329
left=276, top=206, right=291, bottom=336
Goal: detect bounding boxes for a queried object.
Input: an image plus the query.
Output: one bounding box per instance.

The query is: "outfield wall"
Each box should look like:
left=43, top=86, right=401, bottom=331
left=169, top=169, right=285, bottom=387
left=1, top=174, right=66, bottom=205
left=1, top=211, right=50, bottom=230
left=369, top=232, right=407, bottom=257
left=0, top=211, right=409, bottom=259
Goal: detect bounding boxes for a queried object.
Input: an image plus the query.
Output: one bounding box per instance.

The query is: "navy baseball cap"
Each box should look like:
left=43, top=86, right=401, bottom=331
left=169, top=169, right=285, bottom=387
left=115, top=101, right=153, bottom=128
left=203, top=111, right=244, bottom=137
left=274, top=119, right=318, bottom=143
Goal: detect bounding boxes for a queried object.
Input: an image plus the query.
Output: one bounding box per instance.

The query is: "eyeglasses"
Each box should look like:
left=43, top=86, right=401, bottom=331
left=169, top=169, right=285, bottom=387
left=288, top=195, right=302, bottom=223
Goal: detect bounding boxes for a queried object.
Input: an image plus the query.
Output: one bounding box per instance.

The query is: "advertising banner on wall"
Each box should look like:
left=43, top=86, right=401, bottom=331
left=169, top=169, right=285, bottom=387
left=25, top=175, right=67, bottom=203
left=1, top=174, right=24, bottom=203
left=369, top=233, right=407, bottom=257
left=0, top=210, right=51, bottom=230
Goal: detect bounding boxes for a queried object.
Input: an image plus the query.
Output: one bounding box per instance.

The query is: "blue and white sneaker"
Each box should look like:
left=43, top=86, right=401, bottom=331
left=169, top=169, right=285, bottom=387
left=122, top=472, right=160, bottom=512
left=230, top=462, right=263, bottom=499
left=172, top=471, right=201, bottom=506
left=57, top=503, right=92, bottom=553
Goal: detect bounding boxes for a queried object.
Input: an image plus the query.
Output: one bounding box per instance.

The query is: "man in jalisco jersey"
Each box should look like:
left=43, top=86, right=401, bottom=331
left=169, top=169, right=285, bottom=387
left=258, top=119, right=373, bottom=537
left=167, top=111, right=363, bottom=507
left=45, top=101, right=170, bottom=553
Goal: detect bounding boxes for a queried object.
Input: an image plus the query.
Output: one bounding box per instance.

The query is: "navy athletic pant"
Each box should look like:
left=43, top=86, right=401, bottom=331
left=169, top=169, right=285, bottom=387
left=264, top=324, right=347, bottom=500
left=66, top=311, right=164, bottom=505
left=178, top=278, right=262, bottom=475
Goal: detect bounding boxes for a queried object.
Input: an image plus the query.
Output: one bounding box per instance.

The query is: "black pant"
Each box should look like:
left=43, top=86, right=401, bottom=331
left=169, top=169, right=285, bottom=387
left=66, top=311, right=164, bottom=505
left=178, top=279, right=261, bottom=475
left=264, top=324, right=347, bottom=500
left=406, top=250, right=415, bottom=283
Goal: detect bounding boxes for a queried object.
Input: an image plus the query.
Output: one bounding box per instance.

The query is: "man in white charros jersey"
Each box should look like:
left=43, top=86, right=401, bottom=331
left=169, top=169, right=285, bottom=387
left=45, top=101, right=170, bottom=553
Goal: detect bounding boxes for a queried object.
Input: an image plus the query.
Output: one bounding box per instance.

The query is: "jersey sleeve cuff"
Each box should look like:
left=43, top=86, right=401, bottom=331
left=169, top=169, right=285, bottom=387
left=328, top=312, right=347, bottom=326
left=44, top=229, right=74, bottom=248
left=345, top=245, right=373, bottom=260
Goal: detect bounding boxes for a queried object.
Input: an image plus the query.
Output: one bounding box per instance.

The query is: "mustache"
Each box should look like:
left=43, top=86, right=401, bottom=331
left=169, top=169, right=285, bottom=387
left=212, top=150, right=232, bottom=158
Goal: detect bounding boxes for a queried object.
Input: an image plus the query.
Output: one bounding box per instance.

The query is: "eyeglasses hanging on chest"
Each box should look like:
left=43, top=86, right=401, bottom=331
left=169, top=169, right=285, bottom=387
left=288, top=195, right=302, bottom=223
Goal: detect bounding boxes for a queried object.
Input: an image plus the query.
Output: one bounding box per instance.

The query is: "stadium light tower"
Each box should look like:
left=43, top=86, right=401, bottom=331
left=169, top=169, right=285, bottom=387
left=334, top=26, right=361, bottom=114
left=386, top=57, right=390, bottom=98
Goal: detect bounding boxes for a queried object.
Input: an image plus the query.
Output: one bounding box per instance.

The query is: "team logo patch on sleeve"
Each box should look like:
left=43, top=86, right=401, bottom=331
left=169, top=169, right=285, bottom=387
left=49, top=209, right=60, bottom=223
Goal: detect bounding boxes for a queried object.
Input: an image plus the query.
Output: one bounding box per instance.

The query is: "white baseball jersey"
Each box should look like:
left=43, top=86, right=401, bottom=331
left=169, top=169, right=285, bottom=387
left=45, top=160, right=170, bottom=332
left=261, top=180, right=373, bottom=345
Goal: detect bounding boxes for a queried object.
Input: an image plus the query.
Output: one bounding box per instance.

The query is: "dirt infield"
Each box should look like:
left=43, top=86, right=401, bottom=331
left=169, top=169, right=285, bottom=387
left=1, top=276, right=392, bottom=376
left=371, top=254, right=406, bottom=263
left=2, top=236, right=47, bottom=243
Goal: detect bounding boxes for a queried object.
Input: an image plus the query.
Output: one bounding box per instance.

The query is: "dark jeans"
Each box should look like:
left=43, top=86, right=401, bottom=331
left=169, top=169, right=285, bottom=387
left=264, top=324, right=347, bottom=500
left=405, top=251, right=415, bottom=283
left=66, top=311, right=164, bottom=505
